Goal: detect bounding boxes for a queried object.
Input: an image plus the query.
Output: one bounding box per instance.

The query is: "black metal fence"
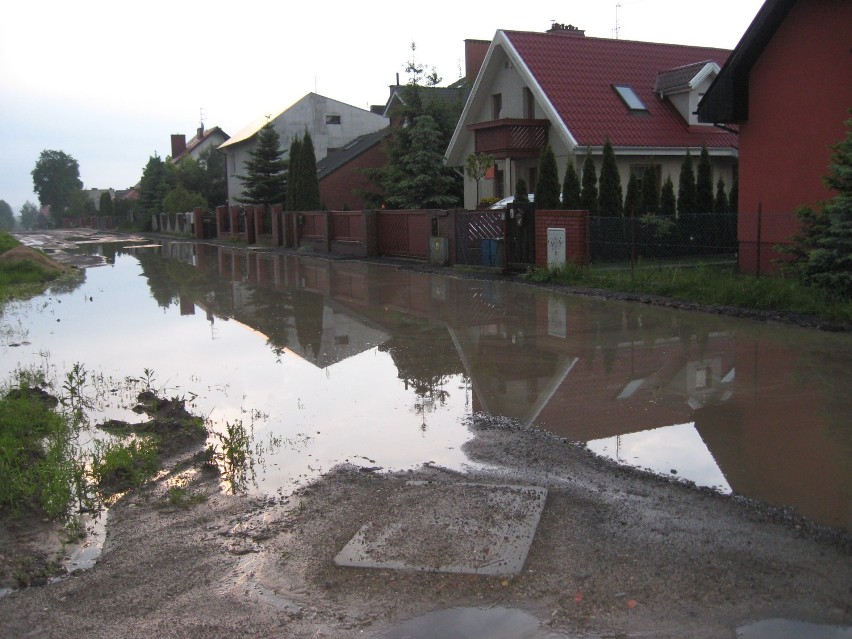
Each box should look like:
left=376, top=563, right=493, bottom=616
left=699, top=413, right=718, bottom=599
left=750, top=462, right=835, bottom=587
left=589, top=212, right=737, bottom=263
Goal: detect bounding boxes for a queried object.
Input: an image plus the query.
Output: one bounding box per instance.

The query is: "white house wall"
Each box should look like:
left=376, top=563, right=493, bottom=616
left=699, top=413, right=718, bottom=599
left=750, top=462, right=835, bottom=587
left=224, top=94, right=388, bottom=205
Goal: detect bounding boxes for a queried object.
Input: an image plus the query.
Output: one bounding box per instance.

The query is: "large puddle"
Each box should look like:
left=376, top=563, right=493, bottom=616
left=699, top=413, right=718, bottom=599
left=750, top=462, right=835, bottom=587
left=2, top=239, right=850, bottom=531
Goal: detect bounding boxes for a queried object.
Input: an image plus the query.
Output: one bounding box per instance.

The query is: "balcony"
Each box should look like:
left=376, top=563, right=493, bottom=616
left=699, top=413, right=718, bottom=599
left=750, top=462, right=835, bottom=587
left=467, top=119, right=550, bottom=159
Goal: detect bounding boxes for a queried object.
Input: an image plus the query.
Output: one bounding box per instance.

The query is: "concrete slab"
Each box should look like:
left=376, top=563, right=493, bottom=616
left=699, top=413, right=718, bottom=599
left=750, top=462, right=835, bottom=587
left=334, top=481, right=547, bottom=576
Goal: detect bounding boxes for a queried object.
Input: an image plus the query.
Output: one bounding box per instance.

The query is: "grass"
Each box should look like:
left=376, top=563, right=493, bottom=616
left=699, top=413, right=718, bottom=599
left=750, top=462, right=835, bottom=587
left=525, top=261, right=852, bottom=324
left=0, top=231, right=72, bottom=303
left=90, top=438, right=158, bottom=495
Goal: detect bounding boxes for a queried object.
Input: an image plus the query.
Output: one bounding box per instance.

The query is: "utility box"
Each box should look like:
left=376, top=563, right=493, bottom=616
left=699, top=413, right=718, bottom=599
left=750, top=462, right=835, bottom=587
left=430, top=236, right=448, bottom=265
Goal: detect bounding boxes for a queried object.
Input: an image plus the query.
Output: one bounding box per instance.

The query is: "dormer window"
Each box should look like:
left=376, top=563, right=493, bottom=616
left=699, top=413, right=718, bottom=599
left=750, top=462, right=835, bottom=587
left=613, top=85, right=647, bottom=112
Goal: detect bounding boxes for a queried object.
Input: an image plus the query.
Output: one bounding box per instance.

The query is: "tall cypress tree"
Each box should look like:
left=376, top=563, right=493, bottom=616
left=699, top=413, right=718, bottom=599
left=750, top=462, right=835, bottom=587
left=286, top=136, right=302, bottom=211
left=514, top=178, right=529, bottom=203
left=536, top=144, right=560, bottom=209
left=580, top=148, right=598, bottom=215
left=677, top=150, right=697, bottom=215
left=696, top=144, right=714, bottom=213
left=728, top=171, right=739, bottom=214
left=640, top=164, right=659, bottom=215
left=714, top=176, right=728, bottom=213
left=624, top=173, right=640, bottom=217
left=660, top=175, right=677, bottom=216
left=561, top=161, right=581, bottom=209
left=597, top=138, right=623, bottom=215
left=238, top=122, right=287, bottom=206
left=298, top=132, right=321, bottom=211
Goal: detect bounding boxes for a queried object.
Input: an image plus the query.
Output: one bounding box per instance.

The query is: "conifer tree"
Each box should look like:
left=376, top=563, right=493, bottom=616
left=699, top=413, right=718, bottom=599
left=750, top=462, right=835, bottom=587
left=728, top=172, right=739, bottom=214
left=286, top=136, right=302, bottom=211
left=536, top=144, right=561, bottom=208
left=624, top=173, right=640, bottom=217
left=660, top=176, right=677, bottom=216
left=597, top=138, right=623, bottom=215
left=696, top=145, right=714, bottom=213
left=514, top=178, right=529, bottom=203
left=714, top=176, right=728, bottom=214
left=640, top=164, right=659, bottom=215
left=297, top=132, right=321, bottom=211
left=238, top=122, right=287, bottom=206
left=580, top=149, right=598, bottom=215
left=677, top=150, right=697, bottom=215
left=561, top=161, right=581, bottom=209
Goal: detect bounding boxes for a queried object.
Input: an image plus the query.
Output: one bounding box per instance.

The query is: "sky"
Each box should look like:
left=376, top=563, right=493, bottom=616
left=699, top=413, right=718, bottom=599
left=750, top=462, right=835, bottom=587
left=0, top=0, right=765, bottom=214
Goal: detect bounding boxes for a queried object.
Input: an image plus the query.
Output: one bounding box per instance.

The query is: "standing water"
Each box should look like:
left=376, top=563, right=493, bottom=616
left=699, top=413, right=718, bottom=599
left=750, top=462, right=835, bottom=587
left=2, top=239, right=850, bottom=530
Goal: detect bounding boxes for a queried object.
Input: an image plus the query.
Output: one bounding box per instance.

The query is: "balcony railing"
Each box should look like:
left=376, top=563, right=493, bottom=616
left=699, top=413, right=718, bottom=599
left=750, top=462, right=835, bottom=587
left=467, top=119, right=550, bottom=158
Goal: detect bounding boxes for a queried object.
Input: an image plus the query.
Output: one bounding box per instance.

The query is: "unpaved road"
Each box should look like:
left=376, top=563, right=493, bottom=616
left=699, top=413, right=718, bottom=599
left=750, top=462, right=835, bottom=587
left=0, top=415, right=849, bottom=639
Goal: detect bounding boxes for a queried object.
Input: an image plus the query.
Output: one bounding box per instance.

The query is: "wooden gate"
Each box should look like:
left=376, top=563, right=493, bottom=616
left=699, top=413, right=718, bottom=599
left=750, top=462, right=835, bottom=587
left=506, top=203, right=535, bottom=268
left=377, top=210, right=430, bottom=259
left=454, top=210, right=503, bottom=266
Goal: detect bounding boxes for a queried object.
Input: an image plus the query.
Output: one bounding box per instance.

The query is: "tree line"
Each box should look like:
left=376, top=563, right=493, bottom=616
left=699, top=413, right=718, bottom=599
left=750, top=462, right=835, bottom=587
left=517, top=139, right=737, bottom=217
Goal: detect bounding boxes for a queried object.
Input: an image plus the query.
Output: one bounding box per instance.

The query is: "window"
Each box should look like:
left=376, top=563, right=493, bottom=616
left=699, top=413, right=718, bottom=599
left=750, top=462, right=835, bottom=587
left=492, top=93, right=502, bottom=119
left=326, top=114, right=341, bottom=124
left=524, top=88, right=535, bottom=118
left=495, top=169, right=505, bottom=198
left=612, top=85, right=648, bottom=112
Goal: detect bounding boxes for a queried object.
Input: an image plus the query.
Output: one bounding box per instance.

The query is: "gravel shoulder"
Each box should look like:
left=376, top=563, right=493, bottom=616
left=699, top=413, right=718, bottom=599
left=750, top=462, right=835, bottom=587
left=0, top=415, right=849, bottom=639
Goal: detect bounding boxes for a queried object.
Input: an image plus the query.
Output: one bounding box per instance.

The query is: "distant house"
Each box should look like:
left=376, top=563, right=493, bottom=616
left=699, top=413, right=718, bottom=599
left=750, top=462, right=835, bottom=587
left=697, top=0, right=852, bottom=274
left=170, top=125, right=229, bottom=164
left=219, top=93, right=389, bottom=206
left=316, top=129, right=391, bottom=210
left=445, top=25, right=739, bottom=210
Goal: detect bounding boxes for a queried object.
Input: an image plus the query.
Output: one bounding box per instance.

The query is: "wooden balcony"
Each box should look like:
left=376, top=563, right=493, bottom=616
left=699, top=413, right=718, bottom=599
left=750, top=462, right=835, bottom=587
left=467, top=119, right=550, bottom=158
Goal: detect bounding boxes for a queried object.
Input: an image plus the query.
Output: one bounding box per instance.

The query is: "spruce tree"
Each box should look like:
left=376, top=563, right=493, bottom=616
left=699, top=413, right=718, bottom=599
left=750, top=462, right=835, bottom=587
left=640, top=164, right=659, bottom=215
left=624, top=173, right=640, bottom=217
left=597, top=138, right=623, bottom=215
left=580, top=149, right=598, bottom=215
left=286, top=136, right=302, bottom=211
left=561, top=161, right=581, bottom=209
left=696, top=145, right=714, bottom=213
left=714, top=177, right=728, bottom=213
left=677, top=150, right=697, bottom=215
left=536, top=144, right=560, bottom=209
left=238, top=122, right=287, bottom=206
left=728, top=172, right=739, bottom=214
left=660, top=176, right=676, bottom=216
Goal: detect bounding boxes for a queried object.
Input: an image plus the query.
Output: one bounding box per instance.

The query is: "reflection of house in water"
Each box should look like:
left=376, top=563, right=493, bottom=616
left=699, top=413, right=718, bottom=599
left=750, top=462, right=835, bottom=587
left=143, top=241, right=850, bottom=530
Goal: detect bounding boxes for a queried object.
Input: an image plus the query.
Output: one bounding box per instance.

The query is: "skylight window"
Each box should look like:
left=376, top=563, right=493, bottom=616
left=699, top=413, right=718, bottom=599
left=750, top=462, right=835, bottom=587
left=613, top=85, right=648, bottom=112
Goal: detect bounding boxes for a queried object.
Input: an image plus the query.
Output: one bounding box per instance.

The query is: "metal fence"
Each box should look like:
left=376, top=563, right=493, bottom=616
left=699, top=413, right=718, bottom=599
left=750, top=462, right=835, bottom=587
left=589, top=212, right=737, bottom=263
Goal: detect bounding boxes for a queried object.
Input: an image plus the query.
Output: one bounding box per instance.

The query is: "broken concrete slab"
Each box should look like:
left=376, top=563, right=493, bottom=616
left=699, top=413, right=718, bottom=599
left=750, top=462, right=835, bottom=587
left=334, top=481, right=547, bottom=576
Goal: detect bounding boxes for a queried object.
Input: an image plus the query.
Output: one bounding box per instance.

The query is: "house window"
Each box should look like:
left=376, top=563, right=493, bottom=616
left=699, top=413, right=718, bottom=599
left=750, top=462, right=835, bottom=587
left=495, top=169, right=505, bottom=198
left=326, top=114, right=341, bottom=124
left=630, top=164, right=662, bottom=193
left=524, top=88, right=535, bottom=119
left=492, top=93, right=502, bottom=119
left=613, top=85, right=648, bottom=112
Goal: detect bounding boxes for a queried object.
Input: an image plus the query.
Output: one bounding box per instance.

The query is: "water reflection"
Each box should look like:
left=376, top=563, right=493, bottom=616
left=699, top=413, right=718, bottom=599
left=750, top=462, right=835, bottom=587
left=2, top=240, right=850, bottom=530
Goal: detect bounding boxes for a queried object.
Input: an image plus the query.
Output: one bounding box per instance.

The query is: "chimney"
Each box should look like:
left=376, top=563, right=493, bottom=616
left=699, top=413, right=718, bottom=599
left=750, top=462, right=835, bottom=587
left=547, top=23, right=585, bottom=37
left=197, top=124, right=205, bottom=139
left=464, top=39, right=490, bottom=85
left=171, top=134, right=187, bottom=158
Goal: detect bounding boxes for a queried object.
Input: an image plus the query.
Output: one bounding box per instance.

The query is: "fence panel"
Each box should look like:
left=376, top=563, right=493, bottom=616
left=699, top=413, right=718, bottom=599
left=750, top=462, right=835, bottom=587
left=330, top=211, right=364, bottom=242
left=455, top=210, right=502, bottom=266
left=377, top=211, right=429, bottom=259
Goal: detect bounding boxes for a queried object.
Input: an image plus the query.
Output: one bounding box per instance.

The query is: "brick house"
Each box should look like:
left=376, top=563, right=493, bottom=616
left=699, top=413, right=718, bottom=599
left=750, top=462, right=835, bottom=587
left=697, top=0, right=852, bottom=274
left=445, top=25, right=739, bottom=211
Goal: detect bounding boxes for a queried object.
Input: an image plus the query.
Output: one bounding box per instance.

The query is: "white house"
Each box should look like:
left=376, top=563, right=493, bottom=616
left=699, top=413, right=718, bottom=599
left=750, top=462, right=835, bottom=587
left=220, top=93, right=389, bottom=205
left=445, top=25, right=739, bottom=210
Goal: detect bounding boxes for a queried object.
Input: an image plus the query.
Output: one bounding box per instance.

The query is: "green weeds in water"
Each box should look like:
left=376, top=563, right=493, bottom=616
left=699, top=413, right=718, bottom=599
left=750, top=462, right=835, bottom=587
left=89, top=438, right=158, bottom=495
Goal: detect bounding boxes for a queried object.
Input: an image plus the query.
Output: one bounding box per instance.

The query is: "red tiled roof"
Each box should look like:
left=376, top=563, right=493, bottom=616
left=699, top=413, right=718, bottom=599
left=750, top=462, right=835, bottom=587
left=503, top=31, right=738, bottom=149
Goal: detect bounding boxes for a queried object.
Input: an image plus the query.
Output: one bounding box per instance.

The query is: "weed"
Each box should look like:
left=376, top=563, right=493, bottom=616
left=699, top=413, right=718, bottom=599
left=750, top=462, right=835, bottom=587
left=90, top=438, right=158, bottom=495
left=164, top=485, right=206, bottom=509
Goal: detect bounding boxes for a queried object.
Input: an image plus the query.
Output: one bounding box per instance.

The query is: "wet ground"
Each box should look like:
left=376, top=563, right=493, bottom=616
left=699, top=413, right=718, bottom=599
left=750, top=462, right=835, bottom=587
left=0, top=230, right=850, bottom=637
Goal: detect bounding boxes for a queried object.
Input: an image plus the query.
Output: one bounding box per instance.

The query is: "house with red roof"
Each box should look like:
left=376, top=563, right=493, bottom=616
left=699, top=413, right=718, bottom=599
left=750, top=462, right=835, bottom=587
left=445, top=24, right=739, bottom=210
left=170, top=124, right=229, bottom=164
left=697, top=0, right=852, bottom=274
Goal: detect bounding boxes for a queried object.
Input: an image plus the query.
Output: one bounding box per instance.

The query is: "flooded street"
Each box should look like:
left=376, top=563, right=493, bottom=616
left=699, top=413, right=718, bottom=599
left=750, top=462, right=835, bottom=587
left=3, top=236, right=850, bottom=530
left=2, top=232, right=851, bottom=639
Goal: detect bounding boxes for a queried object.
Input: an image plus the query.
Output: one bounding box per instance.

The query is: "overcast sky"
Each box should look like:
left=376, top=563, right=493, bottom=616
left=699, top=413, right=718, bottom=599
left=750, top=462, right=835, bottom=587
left=0, top=0, right=764, bottom=214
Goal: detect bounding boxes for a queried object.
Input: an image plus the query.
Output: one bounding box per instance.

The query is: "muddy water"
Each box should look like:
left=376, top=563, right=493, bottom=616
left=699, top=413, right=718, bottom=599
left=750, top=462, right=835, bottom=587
left=2, top=240, right=850, bottom=530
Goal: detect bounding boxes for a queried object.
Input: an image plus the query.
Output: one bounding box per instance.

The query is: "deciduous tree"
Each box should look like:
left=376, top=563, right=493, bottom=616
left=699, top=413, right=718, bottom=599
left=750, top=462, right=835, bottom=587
left=465, top=152, right=495, bottom=207
left=19, top=201, right=40, bottom=229
left=31, top=150, right=83, bottom=223
left=0, top=200, right=14, bottom=230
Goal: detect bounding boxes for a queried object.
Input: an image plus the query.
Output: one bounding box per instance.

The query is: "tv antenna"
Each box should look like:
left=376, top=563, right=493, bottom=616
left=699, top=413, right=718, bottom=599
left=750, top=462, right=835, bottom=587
left=199, top=106, right=206, bottom=128
left=614, top=3, right=622, bottom=39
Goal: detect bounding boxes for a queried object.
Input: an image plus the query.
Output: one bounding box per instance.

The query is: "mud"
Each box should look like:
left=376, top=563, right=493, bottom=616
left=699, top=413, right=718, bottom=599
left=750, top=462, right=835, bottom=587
left=0, top=413, right=848, bottom=638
